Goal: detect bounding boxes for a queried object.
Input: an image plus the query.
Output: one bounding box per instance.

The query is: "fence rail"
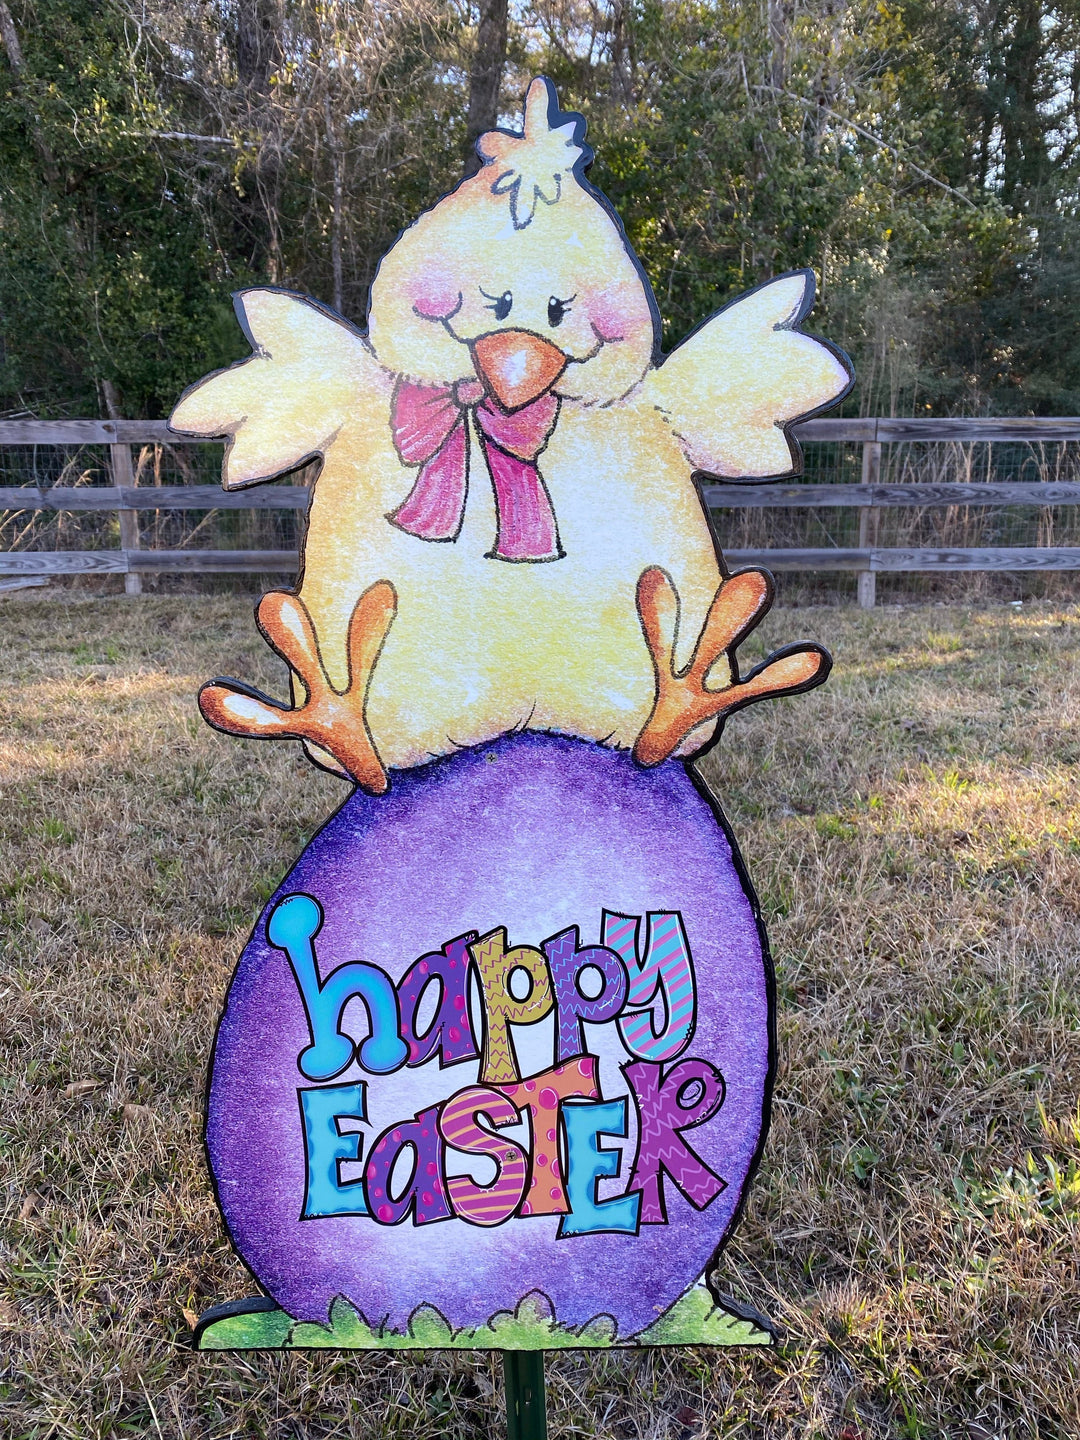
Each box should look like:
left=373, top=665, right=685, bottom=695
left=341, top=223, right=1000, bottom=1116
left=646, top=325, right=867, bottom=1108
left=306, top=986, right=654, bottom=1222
left=3, top=416, right=1079, bottom=446
left=3, top=416, right=1080, bottom=606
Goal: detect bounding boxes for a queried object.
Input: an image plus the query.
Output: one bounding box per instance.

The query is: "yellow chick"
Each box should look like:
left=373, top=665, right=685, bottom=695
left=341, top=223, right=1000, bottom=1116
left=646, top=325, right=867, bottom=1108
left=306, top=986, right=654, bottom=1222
left=171, top=78, right=851, bottom=793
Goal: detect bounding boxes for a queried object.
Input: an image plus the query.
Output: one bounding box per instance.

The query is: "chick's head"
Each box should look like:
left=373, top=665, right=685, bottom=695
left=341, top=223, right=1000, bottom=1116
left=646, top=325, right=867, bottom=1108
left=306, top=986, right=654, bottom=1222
left=369, top=78, right=656, bottom=409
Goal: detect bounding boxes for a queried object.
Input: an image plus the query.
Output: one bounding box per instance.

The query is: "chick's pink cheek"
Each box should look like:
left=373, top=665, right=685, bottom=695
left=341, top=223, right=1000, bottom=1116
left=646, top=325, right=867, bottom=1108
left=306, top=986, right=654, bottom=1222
left=586, top=294, right=633, bottom=344
left=409, top=277, right=461, bottom=322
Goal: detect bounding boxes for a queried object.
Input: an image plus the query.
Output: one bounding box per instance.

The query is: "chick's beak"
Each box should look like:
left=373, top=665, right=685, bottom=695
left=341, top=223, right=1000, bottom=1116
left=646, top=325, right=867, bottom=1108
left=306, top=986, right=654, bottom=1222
left=471, top=330, right=568, bottom=411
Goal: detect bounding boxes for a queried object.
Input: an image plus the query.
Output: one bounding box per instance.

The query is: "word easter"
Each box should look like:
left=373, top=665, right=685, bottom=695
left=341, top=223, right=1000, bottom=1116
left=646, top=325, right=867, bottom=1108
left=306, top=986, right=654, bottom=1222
left=267, top=893, right=727, bottom=1237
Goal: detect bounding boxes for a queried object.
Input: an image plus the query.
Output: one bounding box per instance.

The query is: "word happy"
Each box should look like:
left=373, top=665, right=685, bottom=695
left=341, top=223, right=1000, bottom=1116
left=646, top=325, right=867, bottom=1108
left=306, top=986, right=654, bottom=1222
left=267, top=893, right=727, bottom=1237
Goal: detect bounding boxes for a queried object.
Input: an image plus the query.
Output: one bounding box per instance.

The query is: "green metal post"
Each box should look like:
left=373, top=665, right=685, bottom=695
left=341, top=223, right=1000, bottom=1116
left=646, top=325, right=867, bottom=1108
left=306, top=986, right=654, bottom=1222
left=503, top=1350, right=548, bottom=1440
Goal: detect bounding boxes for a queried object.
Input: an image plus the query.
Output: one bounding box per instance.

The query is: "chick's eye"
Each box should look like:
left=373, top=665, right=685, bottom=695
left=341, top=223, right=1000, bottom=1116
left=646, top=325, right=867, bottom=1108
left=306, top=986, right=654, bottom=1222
left=481, top=288, right=513, bottom=321
left=548, top=294, right=574, bottom=328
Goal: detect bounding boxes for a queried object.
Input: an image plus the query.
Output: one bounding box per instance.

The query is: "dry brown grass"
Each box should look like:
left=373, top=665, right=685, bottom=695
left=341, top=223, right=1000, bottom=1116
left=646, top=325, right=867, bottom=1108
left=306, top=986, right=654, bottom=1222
left=1, top=593, right=1078, bottom=1438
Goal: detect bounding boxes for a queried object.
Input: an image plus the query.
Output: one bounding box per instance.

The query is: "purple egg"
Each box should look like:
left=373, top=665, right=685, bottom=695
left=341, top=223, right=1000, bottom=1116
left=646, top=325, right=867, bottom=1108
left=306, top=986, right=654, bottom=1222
left=206, top=733, right=774, bottom=1340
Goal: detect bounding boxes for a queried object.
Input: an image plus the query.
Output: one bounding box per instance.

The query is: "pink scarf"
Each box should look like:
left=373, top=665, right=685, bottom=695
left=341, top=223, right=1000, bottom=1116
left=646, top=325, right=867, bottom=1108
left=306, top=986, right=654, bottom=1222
left=388, top=379, right=562, bottom=561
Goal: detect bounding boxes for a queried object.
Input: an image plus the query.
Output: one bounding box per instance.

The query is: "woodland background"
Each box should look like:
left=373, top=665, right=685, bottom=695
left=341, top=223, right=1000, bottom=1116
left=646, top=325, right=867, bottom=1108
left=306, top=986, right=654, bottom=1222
left=0, top=0, right=1079, bottom=424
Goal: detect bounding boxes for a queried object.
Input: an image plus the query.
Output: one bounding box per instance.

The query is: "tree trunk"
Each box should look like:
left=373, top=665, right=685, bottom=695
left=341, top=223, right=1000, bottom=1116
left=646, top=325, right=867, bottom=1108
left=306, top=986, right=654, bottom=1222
left=0, top=1, right=59, bottom=184
left=767, top=0, right=786, bottom=93
left=999, top=0, right=1048, bottom=208
left=325, top=94, right=344, bottom=314
left=236, top=0, right=279, bottom=97
left=463, top=0, right=508, bottom=176
left=233, top=0, right=284, bottom=280
left=0, top=0, right=23, bottom=69
left=610, top=0, right=636, bottom=107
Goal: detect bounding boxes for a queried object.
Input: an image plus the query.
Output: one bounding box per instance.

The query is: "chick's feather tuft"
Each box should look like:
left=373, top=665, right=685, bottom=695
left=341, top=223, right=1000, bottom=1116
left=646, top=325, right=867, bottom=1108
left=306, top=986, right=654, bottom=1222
left=477, top=77, right=591, bottom=229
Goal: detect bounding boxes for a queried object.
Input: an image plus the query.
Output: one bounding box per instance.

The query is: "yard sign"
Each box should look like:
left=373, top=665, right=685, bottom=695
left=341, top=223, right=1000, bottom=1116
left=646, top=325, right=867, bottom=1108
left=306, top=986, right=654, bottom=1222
left=171, top=78, right=852, bottom=1354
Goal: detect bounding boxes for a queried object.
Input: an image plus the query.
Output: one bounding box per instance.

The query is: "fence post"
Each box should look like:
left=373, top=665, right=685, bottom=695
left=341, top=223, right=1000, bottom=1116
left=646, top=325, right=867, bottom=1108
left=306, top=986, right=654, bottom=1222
left=857, top=439, right=881, bottom=609
left=109, top=438, right=142, bottom=596
left=101, top=383, right=142, bottom=597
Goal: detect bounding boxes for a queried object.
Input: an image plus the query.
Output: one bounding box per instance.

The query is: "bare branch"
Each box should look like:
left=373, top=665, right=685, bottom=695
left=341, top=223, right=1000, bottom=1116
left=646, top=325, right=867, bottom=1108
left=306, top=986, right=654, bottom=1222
left=756, top=85, right=978, bottom=210
left=121, top=130, right=238, bottom=145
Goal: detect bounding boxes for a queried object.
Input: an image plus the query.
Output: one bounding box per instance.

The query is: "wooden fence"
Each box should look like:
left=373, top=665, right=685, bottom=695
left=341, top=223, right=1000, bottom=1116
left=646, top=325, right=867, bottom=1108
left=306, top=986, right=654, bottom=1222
left=2, top=416, right=1080, bottom=607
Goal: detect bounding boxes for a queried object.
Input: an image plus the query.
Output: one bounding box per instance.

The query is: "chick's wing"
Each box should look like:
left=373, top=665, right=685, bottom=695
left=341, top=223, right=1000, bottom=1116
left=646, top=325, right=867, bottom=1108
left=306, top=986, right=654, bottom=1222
left=642, top=272, right=851, bottom=479
left=169, top=289, right=387, bottom=489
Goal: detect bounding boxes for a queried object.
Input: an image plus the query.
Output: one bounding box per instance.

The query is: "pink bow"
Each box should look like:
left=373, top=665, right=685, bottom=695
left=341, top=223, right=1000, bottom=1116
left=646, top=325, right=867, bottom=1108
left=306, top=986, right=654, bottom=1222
left=388, top=379, right=562, bottom=561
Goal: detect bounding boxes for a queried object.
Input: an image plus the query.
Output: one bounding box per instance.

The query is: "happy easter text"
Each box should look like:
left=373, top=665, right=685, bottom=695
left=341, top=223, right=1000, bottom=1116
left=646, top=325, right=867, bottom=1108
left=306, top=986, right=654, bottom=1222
left=267, top=893, right=727, bottom=1237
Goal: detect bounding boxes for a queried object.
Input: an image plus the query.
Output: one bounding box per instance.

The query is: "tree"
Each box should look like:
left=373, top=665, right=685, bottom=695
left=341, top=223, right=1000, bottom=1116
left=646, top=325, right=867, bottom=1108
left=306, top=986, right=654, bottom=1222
left=0, top=0, right=243, bottom=416
left=2, top=0, right=1079, bottom=419
left=464, top=0, right=509, bottom=175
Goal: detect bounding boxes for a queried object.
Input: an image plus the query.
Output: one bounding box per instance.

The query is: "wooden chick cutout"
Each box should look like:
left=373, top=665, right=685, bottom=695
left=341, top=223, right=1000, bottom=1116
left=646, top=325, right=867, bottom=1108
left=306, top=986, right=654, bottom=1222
left=181, top=76, right=858, bottom=1355
left=171, top=78, right=852, bottom=793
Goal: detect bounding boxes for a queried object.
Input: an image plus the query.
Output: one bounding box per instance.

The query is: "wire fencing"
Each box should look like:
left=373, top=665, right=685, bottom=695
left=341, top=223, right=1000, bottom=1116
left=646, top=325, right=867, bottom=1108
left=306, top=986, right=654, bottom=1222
left=0, top=441, right=307, bottom=561
left=712, top=436, right=1080, bottom=603
left=3, top=420, right=1080, bottom=604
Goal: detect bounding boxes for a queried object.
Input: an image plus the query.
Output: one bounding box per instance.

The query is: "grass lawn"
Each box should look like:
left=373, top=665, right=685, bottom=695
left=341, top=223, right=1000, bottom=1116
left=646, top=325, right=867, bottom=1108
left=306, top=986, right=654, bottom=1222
left=1, top=593, right=1078, bottom=1438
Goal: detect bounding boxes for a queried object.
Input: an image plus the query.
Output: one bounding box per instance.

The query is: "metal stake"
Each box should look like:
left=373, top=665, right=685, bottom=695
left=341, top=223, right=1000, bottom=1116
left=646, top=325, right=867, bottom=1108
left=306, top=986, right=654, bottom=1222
left=503, top=1351, right=547, bottom=1440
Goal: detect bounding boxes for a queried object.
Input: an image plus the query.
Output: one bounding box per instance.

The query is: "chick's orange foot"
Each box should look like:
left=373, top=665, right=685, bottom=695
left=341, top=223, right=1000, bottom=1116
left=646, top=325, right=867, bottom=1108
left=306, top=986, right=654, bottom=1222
left=198, top=584, right=397, bottom=795
left=632, top=567, right=830, bottom=768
